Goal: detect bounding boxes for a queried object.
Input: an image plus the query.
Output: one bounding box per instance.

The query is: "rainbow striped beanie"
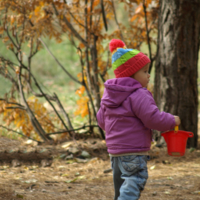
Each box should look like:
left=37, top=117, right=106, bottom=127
left=109, top=39, right=150, bottom=78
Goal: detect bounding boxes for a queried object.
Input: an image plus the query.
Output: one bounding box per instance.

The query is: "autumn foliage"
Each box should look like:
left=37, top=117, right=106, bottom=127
left=0, top=0, right=159, bottom=142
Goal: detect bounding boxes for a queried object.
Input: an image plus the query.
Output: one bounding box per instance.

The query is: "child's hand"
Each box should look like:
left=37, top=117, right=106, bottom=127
left=174, top=116, right=181, bottom=126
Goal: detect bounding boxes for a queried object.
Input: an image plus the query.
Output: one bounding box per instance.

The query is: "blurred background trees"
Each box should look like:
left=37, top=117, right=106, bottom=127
left=0, top=0, right=199, bottom=148
left=154, top=0, right=200, bottom=147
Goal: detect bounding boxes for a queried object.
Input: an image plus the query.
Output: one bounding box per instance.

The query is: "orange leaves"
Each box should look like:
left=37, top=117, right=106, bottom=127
left=10, top=15, right=15, bottom=25
left=79, top=43, right=85, bottom=49
left=130, top=3, right=144, bottom=22
left=0, top=97, right=56, bottom=140
left=87, top=0, right=100, bottom=13
left=33, top=1, right=46, bottom=18
left=77, top=72, right=87, bottom=82
left=0, top=27, right=4, bottom=34
left=3, top=36, right=9, bottom=43
left=93, top=0, right=101, bottom=7
left=34, top=6, right=41, bottom=17
left=75, top=86, right=85, bottom=97
left=135, top=3, right=143, bottom=14
left=98, top=60, right=109, bottom=74
left=0, top=0, right=159, bottom=139
left=74, top=85, right=89, bottom=118
left=74, top=96, right=89, bottom=118
left=124, top=0, right=159, bottom=46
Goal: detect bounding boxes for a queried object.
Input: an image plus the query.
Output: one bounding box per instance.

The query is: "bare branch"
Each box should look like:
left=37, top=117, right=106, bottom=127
left=143, top=0, right=153, bottom=73
left=0, top=124, right=41, bottom=143
left=19, top=9, right=26, bottom=46
left=3, top=8, right=19, bottom=51
left=65, top=3, right=85, bottom=29
left=99, top=50, right=110, bottom=82
left=38, top=37, right=81, bottom=85
left=17, top=66, right=49, bottom=142
left=52, top=2, right=88, bottom=47
left=111, top=0, right=124, bottom=41
left=0, top=68, right=19, bottom=90
left=5, top=26, right=19, bottom=51
left=89, top=0, right=94, bottom=30
left=54, top=93, right=74, bottom=131
left=6, top=106, right=26, bottom=110
left=101, top=0, right=108, bottom=31
left=20, top=67, right=72, bottom=137
left=0, top=99, right=24, bottom=107
left=47, top=124, right=99, bottom=135
left=27, top=37, right=33, bottom=84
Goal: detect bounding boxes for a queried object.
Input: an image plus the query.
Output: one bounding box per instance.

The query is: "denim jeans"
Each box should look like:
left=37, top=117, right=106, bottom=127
left=111, top=155, right=148, bottom=200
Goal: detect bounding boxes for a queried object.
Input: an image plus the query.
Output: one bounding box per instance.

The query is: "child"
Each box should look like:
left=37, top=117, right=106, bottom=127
left=97, top=39, right=180, bottom=200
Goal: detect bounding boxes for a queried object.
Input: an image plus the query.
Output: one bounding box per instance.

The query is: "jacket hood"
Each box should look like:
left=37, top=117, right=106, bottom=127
left=101, top=77, right=142, bottom=108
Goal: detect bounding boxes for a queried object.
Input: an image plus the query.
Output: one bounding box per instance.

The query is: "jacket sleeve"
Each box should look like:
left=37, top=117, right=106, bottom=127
left=130, top=89, right=175, bottom=132
left=96, top=104, right=105, bottom=130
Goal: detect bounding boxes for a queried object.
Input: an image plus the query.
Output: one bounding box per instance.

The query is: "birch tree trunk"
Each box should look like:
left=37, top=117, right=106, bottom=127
left=154, top=0, right=200, bottom=147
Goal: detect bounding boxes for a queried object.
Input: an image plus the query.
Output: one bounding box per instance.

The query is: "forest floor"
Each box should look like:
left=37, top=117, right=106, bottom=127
left=0, top=136, right=199, bottom=200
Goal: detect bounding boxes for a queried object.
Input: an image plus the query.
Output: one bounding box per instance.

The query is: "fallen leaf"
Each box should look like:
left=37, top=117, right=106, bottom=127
left=189, top=148, right=196, bottom=153
left=150, top=165, right=156, bottom=170
left=65, top=176, right=85, bottom=183
left=61, top=174, right=69, bottom=177
left=193, top=191, right=200, bottom=194
left=16, top=194, right=24, bottom=198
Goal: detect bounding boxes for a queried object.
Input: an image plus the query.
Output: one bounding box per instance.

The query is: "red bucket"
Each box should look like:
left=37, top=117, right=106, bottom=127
left=161, top=126, right=194, bottom=157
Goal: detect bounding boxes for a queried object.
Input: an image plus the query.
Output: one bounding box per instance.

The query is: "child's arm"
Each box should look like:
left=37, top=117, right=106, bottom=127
left=131, top=90, right=178, bottom=131
left=96, top=105, right=105, bottom=130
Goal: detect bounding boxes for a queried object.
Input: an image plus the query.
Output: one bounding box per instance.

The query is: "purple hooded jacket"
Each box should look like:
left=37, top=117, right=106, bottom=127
left=97, top=77, right=175, bottom=154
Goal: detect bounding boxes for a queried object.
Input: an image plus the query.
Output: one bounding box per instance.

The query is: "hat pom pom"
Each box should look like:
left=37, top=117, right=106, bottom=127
left=109, top=39, right=126, bottom=53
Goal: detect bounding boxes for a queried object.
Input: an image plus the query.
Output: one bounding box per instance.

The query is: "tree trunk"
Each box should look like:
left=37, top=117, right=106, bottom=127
left=154, top=0, right=200, bottom=148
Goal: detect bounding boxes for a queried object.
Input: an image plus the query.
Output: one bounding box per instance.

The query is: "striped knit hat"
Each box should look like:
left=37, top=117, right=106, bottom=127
left=109, top=39, right=150, bottom=78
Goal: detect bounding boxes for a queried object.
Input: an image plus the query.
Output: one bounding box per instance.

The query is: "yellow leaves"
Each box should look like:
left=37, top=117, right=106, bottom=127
left=60, top=14, right=63, bottom=20
left=130, top=0, right=158, bottom=31
left=106, top=12, right=114, bottom=20
left=10, top=15, right=15, bottom=25
left=79, top=43, right=85, bottom=49
left=0, top=97, right=56, bottom=139
left=130, top=3, right=144, bottom=22
left=34, top=6, right=41, bottom=17
left=3, top=36, right=9, bottom=43
left=74, top=85, right=89, bottom=118
left=98, top=60, right=108, bottom=74
left=77, top=72, right=87, bottom=82
left=93, top=0, right=101, bottom=6
left=75, top=86, right=85, bottom=97
left=135, top=3, right=143, bottom=14
left=28, top=96, right=47, bottom=115
left=7, top=43, right=14, bottom=50
left=56, top=37, right=62, bottom=43
left=39, top=1, right=44, bottom=7
left=0, top=27, right=4, bottom=34
left=77, top=72, right=82, bottom=82
left=129, top=0, right=138, bottom=2
left=74, top=96, right=89, bottom=118
left=15, top=66, right=20, bottom=74
left=34, top=1, right=45, bottom=18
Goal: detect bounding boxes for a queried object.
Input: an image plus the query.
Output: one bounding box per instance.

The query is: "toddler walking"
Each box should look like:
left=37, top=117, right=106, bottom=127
left=97, top=39, right=180, bottom=200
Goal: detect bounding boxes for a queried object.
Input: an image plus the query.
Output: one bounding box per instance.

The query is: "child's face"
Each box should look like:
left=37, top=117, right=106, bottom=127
left=131, top=63, right=150, bottom=87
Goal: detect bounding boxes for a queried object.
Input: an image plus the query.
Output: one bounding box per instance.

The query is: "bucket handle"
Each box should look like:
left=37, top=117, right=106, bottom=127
left=175, top=126, right=194, bottom=138
left=174, top=126, right=179, bottom=133
left=188, top=132, right=194, bottom=138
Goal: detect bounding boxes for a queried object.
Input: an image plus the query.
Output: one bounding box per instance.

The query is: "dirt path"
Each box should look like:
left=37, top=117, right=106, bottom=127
left=0, top=138, right=199, bottom=200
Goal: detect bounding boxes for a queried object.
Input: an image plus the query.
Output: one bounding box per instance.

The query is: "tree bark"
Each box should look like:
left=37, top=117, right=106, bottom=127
left=154, top=0, right=200, bottom=147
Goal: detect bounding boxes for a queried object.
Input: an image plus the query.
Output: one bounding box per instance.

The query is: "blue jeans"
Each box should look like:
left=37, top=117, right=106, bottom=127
left=111, top=155, right=148, bottom=200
